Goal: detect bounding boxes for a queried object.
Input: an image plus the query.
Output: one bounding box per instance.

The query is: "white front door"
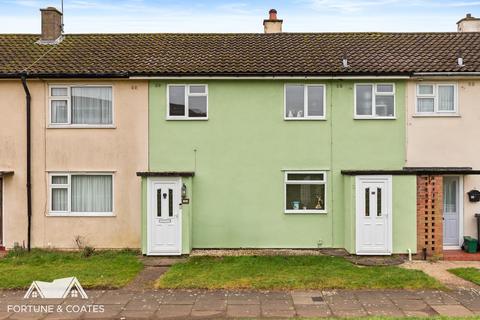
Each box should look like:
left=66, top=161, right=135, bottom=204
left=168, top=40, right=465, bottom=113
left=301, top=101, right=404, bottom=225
left=356, top=176, right=392, bottom=255
left=443, top=176, right=462, bottom=248
left=147, top=178, right=182, bottom=255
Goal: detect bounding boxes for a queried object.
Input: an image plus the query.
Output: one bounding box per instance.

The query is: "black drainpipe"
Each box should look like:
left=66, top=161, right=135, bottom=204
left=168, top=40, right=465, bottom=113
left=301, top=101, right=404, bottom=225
left=20, top=75, right=32, bottom=251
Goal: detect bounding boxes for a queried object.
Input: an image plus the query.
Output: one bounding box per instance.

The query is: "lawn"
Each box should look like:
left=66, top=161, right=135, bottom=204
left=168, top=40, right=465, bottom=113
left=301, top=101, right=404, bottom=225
left=156, top=256, right=443, bottom=290
left=0, top=249, right=143, bottom=289
left=252, top=316, right=479, bottom=320
left=448, top=267, right=480, bottom=286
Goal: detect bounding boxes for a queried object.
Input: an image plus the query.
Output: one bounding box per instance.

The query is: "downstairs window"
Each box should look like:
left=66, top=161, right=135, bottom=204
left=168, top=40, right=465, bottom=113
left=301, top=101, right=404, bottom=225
left=284, top=171, right=326, bottom=214
left=49, top=173, right=113, bottom=216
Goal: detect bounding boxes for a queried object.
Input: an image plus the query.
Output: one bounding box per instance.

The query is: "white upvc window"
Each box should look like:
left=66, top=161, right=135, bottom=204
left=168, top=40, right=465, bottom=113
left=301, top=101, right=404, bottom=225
left=354, top=83, right=395, bottom=119
left=416, top=83, right=457, bottom=114
left=48, top=85, right=113, bottom=127
left=284, top=171, right=327, bottom=214
left=285, top=84, right=326, bottom=120
left=167, top=84, right=208, bottom=119
left=49, top=173, right=114, bottom=216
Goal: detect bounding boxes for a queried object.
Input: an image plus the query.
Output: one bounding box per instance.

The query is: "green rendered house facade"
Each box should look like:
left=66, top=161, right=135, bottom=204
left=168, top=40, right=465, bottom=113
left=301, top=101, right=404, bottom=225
left=140, top=79, right=417, bottom=256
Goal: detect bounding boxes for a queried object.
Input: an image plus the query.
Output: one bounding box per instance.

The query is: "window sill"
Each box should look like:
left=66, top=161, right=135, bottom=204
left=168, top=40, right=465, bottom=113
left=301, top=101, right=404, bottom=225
left=285, top=210, right=327, bottom=215
left=354, top=117, right=396, bottom=120
left=412, top=113, right=460, bottom=118
left=284, top=117, right=326, bottom=121
left=48, top=125, right=116, bottom=129
left=47, top=212, right=115, bottom=217
left=166, top=117, right=208, bottom=121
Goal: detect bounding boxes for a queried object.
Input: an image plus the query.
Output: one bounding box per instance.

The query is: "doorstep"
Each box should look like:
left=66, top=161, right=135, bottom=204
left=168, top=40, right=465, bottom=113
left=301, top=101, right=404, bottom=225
left=443, top=250, right=480, bottom=261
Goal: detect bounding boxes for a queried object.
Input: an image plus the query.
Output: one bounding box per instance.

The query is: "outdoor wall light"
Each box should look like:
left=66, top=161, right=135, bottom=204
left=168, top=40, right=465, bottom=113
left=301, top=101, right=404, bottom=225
left=182, top=183, right=187, bottom=199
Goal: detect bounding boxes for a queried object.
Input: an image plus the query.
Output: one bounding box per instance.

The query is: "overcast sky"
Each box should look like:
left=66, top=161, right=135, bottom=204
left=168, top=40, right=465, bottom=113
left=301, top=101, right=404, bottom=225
left=0, top=0, right=479, bottom=33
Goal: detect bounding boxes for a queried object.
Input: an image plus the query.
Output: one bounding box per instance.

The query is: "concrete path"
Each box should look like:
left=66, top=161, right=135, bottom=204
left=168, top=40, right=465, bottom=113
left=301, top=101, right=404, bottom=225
left=403, top=260, right=480, bottom=290
left=0, top=288, right=479, bottom=319
left=122, top=257, right=186, bottom=291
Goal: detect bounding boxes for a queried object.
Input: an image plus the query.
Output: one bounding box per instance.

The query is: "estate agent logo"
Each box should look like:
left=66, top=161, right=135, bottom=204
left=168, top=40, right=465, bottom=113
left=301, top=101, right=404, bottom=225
left=24, top=277, right=88, bottom=299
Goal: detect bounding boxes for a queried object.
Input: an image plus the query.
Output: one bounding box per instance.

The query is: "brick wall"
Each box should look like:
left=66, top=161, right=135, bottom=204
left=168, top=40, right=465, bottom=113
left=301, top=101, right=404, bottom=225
left=417, top=175, right=443, bottom=258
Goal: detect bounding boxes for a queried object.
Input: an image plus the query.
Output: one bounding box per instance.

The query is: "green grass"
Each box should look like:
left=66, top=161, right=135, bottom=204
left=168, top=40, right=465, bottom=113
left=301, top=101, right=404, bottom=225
left=294, top=316, right=480, bottom=320
left=156, top=256, right=443, bottom=290
left=0, top=249, right=143, bottom=289
left=297, top=318, right=479, bottom=320
left=448, top=267, right=480, bottom=286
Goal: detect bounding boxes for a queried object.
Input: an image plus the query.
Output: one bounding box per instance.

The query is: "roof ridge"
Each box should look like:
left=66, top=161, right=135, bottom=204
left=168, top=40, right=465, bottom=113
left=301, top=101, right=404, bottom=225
left=0, top=32, right=476, bottom=36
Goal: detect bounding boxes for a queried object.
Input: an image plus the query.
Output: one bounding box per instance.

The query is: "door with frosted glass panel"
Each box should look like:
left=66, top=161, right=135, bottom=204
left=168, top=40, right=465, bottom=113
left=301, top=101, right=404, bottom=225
left=148, top=181, right=181, bottom=255
left=356, top=178, right=391, bottom=255
left=443, top=177, right=460, bottom=247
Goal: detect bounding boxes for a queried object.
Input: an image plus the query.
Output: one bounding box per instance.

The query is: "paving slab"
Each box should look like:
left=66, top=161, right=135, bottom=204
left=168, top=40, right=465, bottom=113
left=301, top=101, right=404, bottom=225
left=431, top=304, right=475, bottom=317
left=0, top=312, right=11, bottom=320
left=327, top=299, right=363, bottom=311
left=8, top=312, right=47, bottom=320
left=416, top=290, right=460, bottom=305
left=227, top=292, right=260, bottom=305
left=447, top=289, right=480, bottom=312
left=226, top=304, right=261, bottom=318
left=43, top=311, right=83, bottom=319
left=291, top=291, right=325, bottom=305
left=190, top=309, right=225, bottom=318
left=95, top=292, right=134, bottom=305
left=294, top=304, right=332, bottom=317
left=154, top=304, right=192, bottom=318
left=261, top=299, right=294, bottom=311
left=384, top=290, right=423, bottom=300
left=261, top=308, right=296, bottom=318
left=24, top=299, right=64, bottom=306
left=330, top=308, right=368, bottom=317
left=364, top=305, right=405, bottom=317
left=82, top=304, right=123, bottom=319
left=118, top=309, right=155, bottom=319
left=404, top=310, right=437, bottom=317
left=192, top=299, right=226, bottom=311
left=391, top=298, right=431, bottom=311
left=124, top=299, right=160, bottom=311
left=161, top=291, right=199, bottom=305
left=260, top=291, right=291, bottom=301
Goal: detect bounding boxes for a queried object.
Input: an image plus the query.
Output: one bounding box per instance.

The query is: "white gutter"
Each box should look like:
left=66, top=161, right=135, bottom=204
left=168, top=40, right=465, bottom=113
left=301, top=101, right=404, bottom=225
left=413, top=72, right=480, bottom=76
left=129, top=75, right=411, bottom=80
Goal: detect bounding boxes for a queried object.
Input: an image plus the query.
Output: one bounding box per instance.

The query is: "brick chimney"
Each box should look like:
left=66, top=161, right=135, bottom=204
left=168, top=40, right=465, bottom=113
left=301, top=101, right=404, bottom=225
left=263, top=9, right=283, bottom=33
left=457, top=13, right=480, bottom=32
left=39, top=7, right=63, bottom=44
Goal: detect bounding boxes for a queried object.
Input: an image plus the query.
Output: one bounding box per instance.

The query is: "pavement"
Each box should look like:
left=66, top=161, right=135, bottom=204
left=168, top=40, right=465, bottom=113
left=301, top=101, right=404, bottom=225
left=0, top=288, right=480, bottom=319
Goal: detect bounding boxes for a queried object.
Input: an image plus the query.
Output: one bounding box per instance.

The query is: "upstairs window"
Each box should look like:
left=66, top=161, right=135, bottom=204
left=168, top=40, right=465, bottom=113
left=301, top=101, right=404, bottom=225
left=167, top=84, right=208, bottom=119
left=355, top=84, right=395, bottom=119
left=285, top=84, right=325, bottom=119
left=416, top=84, right=457, bottom=114
left=284, top=171, right=326, bottom=214
left=49, top=86, right=113, bottom=126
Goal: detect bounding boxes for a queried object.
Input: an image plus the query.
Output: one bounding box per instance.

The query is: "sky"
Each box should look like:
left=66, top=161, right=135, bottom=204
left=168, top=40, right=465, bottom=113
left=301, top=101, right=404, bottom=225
left=0, top=0, right=479, bottom=33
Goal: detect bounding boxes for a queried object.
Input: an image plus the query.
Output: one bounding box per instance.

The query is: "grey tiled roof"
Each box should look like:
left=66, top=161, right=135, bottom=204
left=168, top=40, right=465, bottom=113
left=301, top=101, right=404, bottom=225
left=1, top=32, right=480, bottom=77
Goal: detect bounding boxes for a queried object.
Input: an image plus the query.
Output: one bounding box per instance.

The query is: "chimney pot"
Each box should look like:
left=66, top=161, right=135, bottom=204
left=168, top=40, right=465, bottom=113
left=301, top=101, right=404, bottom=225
left=39, top=7, right=63, bottom=44
left=457, top=13, right=480, bottom=32
left=263, top=9, right=283, bottom=34
left=269, top=9, right=277, bottom=20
